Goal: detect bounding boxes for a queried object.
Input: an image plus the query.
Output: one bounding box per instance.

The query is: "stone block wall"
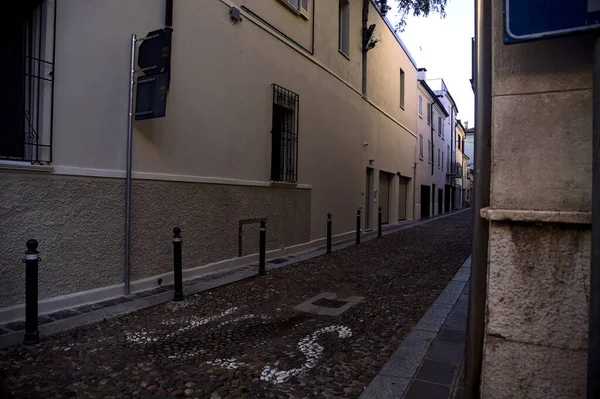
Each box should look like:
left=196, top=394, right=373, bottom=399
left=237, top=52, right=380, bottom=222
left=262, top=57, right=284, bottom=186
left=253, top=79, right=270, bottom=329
left=481, top=0, right=594, bottom=396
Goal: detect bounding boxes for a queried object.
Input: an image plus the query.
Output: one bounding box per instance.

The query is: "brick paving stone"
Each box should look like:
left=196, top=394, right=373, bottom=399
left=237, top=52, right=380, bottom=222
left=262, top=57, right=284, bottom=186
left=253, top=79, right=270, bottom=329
left=404, top=380, right=450, bottom=399
left=427, top=341, right=464, bottom=365
left=438, top=328, right=466, bottom=344
left=415, top=359, right=457, bottom=386
left=443, top=309, right=468, bottom=331
left=0, top=212, right=472, bottom=398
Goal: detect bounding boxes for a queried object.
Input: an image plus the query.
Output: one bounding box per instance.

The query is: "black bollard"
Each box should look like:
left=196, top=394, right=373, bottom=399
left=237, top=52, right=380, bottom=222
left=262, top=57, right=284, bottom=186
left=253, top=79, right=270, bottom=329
left=258, top=220, right=266, bottom=276
left=24, top=239, right=40, bottom=345
left=378, top=207, right=383, bottom=238
left=173, top=227, right=183, bottom=302
left=356, top=209, right=361, bottom=245
left=326, top=213, right=332, bottom=254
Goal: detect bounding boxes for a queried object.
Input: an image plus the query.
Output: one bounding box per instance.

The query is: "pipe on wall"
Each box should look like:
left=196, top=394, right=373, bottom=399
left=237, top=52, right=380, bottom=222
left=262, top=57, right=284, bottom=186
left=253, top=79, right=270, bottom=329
left=464, top=0, right=492, bottom=396
left=587, top=35, right=600, bottom=399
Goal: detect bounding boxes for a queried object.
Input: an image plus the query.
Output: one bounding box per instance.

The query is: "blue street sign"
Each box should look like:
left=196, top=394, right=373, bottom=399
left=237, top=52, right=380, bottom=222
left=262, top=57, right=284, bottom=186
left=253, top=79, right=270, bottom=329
left=505, top=0, right=600, bottom=43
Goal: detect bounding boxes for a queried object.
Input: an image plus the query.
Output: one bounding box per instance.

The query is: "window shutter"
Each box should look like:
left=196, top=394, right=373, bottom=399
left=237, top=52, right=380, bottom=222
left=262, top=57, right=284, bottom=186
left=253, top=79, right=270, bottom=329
left=300, top=0, right=309, bottom=18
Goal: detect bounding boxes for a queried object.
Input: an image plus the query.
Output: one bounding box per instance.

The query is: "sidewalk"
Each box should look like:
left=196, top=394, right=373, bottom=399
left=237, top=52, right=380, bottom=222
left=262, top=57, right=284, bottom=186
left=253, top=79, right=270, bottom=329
left=360, top=257, right=470, bottom=399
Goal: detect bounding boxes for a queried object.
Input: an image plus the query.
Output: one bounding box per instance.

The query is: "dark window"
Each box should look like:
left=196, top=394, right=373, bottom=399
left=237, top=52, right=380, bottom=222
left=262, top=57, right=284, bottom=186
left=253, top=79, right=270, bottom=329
left=271, top=84, right=299, bottom=183
left=338, top=0, right=350, bottom=56
left=400, top=69, right=405, bottom=108
left=427, top=103, right=432, bottom=125
left=1, top=0, right=54, bottom=163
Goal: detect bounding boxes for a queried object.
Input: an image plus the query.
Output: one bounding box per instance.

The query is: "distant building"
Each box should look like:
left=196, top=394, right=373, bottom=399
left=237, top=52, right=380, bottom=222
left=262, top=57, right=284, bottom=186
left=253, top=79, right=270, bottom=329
left=455, top=120, right=469, bottom=208
left=415, top=69, right=450, bottom=218
left=427, top=78, right=460, bottom=211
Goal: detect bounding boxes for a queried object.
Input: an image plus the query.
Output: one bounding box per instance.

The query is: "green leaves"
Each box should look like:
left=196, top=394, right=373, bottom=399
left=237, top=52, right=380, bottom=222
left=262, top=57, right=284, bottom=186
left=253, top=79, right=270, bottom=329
left=375, top=0, right=448, bottom=32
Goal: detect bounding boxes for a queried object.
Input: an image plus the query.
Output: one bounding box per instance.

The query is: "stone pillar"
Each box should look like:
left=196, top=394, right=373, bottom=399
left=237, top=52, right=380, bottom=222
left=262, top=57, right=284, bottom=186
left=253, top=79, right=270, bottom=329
left=481, top=0, right=593, bottom=397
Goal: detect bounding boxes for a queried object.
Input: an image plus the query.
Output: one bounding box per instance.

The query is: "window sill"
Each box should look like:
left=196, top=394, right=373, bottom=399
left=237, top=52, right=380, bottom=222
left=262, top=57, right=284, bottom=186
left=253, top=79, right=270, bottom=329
left=400, top=105, right=405, bottom=110
left=270, top=181, right=310, bottom=189
left=419, top=114, right=423, bottom=118
left=338, top=49, right=350, bottom=60
left=278, top=0, right=309, bottom=20
left=0, top=160, right=53, bottom=173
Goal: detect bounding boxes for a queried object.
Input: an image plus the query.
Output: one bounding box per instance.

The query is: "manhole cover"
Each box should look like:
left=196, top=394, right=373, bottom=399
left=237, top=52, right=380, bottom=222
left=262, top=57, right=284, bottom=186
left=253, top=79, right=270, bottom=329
left=312, top=297, right=347, bottom=309
left=391, top=276, right=423, bottom=285
left=294, top=292, right=364, bottom=316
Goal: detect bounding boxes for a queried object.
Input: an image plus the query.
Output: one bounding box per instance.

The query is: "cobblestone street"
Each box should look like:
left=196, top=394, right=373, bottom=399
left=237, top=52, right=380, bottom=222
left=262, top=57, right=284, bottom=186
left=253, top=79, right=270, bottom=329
left=0, top=211, right=472, bottom=399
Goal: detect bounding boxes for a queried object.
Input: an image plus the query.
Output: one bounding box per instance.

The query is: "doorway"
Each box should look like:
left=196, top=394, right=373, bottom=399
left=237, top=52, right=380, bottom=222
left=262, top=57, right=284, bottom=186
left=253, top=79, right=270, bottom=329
left=398, top=177, right=408, bottom=221
left=432, top=184, right=436, bottom=216
left=379, top=171, right=391, bottom=224
left=365, top=168, right=374, bottom=229
left=438, top=188, right=443, bottom=215
left=420, top=185, right=430, bottom=219
left=445, top=185, right=451, bottom=213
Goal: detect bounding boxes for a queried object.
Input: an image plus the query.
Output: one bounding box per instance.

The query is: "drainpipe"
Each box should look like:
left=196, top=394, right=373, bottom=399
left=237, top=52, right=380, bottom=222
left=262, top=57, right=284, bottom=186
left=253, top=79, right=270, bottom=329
left=464, top=0, right=491, bottom=396
left=588, top=35, right=600, bottom=399
left=361, top=0, right=368, bottom=96
left=165, top=0, right=173, bottom=88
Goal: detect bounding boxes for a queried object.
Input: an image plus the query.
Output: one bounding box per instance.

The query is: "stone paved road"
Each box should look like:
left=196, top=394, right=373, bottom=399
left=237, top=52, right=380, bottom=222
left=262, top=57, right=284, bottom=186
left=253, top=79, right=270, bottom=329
left=0, top=211, right=472, bottom=399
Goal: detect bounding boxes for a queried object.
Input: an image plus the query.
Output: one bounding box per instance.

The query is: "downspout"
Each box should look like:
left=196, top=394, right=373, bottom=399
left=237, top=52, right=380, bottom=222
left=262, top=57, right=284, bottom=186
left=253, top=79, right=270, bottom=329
left=464, top=0, right=491, bottom=396
left=165, top=0, right=173, bottom=86
left=588, top=35, right=600, bottom=399
left=361, top=0, right=368, bottom=96
left=431, top=110, right=434, bottom=176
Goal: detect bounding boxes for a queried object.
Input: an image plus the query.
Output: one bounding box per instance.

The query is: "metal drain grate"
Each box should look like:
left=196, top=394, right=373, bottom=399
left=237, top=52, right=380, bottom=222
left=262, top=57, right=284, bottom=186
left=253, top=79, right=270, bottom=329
left=268, top=258, right=289, bottom=264
left=312, top=298, right=348, bottom=309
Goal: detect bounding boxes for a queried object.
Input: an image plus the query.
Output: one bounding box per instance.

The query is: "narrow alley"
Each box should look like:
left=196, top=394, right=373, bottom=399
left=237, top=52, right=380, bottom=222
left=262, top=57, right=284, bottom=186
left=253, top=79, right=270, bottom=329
left=0, top=211, right=472, bottom=398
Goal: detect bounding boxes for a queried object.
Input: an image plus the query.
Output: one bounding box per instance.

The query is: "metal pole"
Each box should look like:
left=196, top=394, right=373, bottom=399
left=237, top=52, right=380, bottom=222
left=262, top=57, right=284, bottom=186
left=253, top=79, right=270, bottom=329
left=378, top=207, right=382, bottom=237
left=173, top=227, right=183, bottom=302
left=356, top=209, right=361, bottom=245
left=24, top=239, right=40, bottom=345
left=464, top=0, right=491, bottom=396
left=258, top=220, right=266, bottom=276
left=326, top=213, right=332, bottom=253
left=124, top=33, right=136, bottom=296
left=587, top=35, right=600, bottom=399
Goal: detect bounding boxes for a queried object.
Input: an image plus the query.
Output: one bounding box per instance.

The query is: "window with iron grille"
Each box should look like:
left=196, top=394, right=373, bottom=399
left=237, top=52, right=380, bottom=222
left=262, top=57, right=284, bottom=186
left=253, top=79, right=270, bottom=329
left=271, top=84, right=299, bottom=183
left=1, top=0, right=55, bottom=164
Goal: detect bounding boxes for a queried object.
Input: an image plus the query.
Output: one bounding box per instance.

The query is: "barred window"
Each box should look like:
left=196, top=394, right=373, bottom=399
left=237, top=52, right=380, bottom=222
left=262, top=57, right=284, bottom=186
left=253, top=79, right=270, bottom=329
left=1, top=0, right=54, bottom=163
left=271, top=84, right=299, bottom=183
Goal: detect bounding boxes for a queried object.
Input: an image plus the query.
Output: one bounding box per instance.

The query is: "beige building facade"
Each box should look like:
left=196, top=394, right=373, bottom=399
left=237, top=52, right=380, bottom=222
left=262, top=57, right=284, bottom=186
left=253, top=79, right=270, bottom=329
left=0, top=0, right=418, bottom=317
left=415, top=73, right=449, bottom=219
left=455, top=120, right=469, bottom=208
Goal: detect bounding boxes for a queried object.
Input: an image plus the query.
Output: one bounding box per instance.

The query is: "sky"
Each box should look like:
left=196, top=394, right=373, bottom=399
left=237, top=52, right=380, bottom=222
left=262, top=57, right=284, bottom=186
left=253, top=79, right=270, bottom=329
left=389, top=0, right=475, bottom=126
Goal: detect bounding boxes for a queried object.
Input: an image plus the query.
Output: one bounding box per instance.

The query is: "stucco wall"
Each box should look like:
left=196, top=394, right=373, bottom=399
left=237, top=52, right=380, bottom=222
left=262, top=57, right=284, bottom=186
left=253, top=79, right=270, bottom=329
left=482, top=0, right=593, bottom=395
left=50, top=0, right=418, bottom=241
left=0, top=172, right=310, bottom=307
